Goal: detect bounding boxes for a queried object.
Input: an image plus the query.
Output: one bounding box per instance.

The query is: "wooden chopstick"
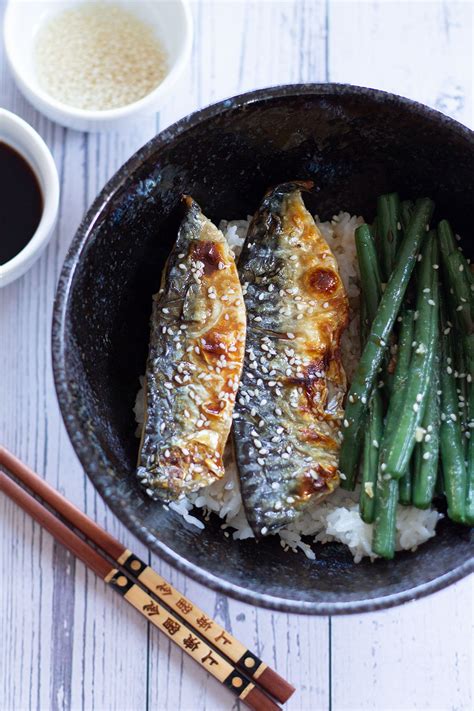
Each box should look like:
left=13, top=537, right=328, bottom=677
left=0, top=467, right=280, bottom=711
left=0, top=446, right=294, bottom=706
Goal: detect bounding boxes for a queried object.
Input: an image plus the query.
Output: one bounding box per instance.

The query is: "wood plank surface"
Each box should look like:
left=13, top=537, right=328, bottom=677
left=0, top=1, right=472, bottom=710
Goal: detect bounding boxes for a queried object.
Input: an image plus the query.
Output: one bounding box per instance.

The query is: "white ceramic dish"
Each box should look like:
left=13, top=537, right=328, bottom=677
left=0, top=108, right=60, bottom=287
left=3, top=0, right=193, bottom=132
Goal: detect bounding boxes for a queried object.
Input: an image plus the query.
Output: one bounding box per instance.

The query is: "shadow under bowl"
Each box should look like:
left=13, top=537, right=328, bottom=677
left=52, top=84, right=473, bottom=614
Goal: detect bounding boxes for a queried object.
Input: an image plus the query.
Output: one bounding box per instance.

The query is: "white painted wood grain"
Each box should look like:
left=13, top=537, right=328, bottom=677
left=328, top=0, right=473, bottom=129
left=0, top=1, right=472, bottom=711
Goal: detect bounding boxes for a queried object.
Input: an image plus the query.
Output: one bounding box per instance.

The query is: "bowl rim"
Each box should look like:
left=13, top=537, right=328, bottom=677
left=3, top=0, right=193, bottom=125
left=52, top=83, right=474, bottom=615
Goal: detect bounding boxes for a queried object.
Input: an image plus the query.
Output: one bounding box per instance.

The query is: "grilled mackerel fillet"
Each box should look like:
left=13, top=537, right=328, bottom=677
left=137, top=197, right=246, bottom=501
left=233, top=182, right=349, bottom=536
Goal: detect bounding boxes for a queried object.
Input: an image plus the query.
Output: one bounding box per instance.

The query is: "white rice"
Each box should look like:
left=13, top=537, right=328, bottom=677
left=135, top=212, right=441, bottom=562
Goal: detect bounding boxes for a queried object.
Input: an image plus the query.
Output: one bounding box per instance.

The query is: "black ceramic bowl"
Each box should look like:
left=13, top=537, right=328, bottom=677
left=53, top=84, right=473, bottom=614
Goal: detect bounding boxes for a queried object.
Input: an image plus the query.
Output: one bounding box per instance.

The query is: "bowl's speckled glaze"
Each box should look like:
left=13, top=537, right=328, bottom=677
left=52, top=84, right=473, bottom=614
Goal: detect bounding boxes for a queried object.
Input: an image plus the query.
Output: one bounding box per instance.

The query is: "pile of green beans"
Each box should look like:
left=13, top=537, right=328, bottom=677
left=340, top=193, right=474, bottom=558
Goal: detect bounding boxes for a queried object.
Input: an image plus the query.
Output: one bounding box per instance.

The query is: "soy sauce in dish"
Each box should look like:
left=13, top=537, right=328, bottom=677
left=0, top=142, right=43, bottom=264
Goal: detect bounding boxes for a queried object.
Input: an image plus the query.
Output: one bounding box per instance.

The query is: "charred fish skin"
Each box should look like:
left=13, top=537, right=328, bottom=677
left=233, top=182, right=349, bottom=536
left=138, top=196, right=246, bottom=501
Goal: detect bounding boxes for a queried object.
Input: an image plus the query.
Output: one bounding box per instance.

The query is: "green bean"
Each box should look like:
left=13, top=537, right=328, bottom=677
left=340, top=198, right=435, bottom=489
left=372, top=476, right=399, bottom=560
left=355, top=224, right=383, bottom=325
left=398, top=464, right=413, bottom=505
left=400, top=200, right=414, bottom=232
left=438, top=218, right=457, bottom=259
left=379, top=232, right=438, bottom=480
left=412, top=351, right=441, bottom=509
left=377, top=193, right=402, bottom=282
left=454, top=343, right=469, bottom=440
left=464, top=334, right=474, bottom=524
left=439, top=298, right=467, bottom=523
left=438, top=220, right=474, bottom=330
left=355, top=223, right=385, bottom=521
left=445, top=251, right=473, bottom=333
left=372, top=310, right=414, bottom=548
left=359, top=390, right=383, bottom=523
left=438, top=220, right=473, bottom=523
left=389, top=310, right=415, bottom=412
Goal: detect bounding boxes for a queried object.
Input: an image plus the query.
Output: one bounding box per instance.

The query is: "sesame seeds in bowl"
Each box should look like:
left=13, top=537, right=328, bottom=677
left=3, top=0, right=193, bottom=132
left=35, top=4, right=169, bottom=112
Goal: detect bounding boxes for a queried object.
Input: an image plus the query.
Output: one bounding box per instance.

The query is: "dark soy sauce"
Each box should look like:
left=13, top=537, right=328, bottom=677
left=0, top=142, right=43, bottom=264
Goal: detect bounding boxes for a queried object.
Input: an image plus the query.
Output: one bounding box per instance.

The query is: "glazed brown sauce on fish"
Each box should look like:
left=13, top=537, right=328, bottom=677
left=0, top=142, right=43, bottom=264
left=192, top=240, right=221, bottom=274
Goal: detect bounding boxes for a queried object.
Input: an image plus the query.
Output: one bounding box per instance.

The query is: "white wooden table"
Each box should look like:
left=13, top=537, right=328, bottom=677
left=1, top=2, right=473, bottom=709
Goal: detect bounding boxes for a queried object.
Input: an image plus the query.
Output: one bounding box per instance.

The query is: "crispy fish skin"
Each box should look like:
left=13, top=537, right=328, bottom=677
left=138, top=197, right=246, bottom=501
left=233, top=182, right=349, bottom=536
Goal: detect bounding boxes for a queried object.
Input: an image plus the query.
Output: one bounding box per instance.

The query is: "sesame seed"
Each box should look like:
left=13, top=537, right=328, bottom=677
left=287, top=333, right=295, bottom=339
left=459, top=264, right=464, bottom=272
left=257, top=457, right=265, bottom=466
left=364, top=482, right=374, bottom=498
left=450, top=413, right=457, bottom=422
left=428, top=299, right=435, bottom=306
left=397, top=221, right=401, bottom=230
left=432, top=264, right=439, bottom=270
left=417, top=254, right=422, bottom=262
left=178, top=264, right=186, bottom=270
left=413, top=403, right=419, bottom=412
left=423, top=452, right=431, bottom=460
left=323, top=302, right=329, bottom=309
left=416, top=393, right=423, bottom=403
left=381, top=463, right=387, bottom=472
left=343, top=419, right=349, bottom=428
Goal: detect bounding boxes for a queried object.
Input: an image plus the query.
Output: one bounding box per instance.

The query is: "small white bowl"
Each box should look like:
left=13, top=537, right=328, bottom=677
left=3, top=0, right=193, bottom=132
left=0, top=109, right=60, bottom=287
